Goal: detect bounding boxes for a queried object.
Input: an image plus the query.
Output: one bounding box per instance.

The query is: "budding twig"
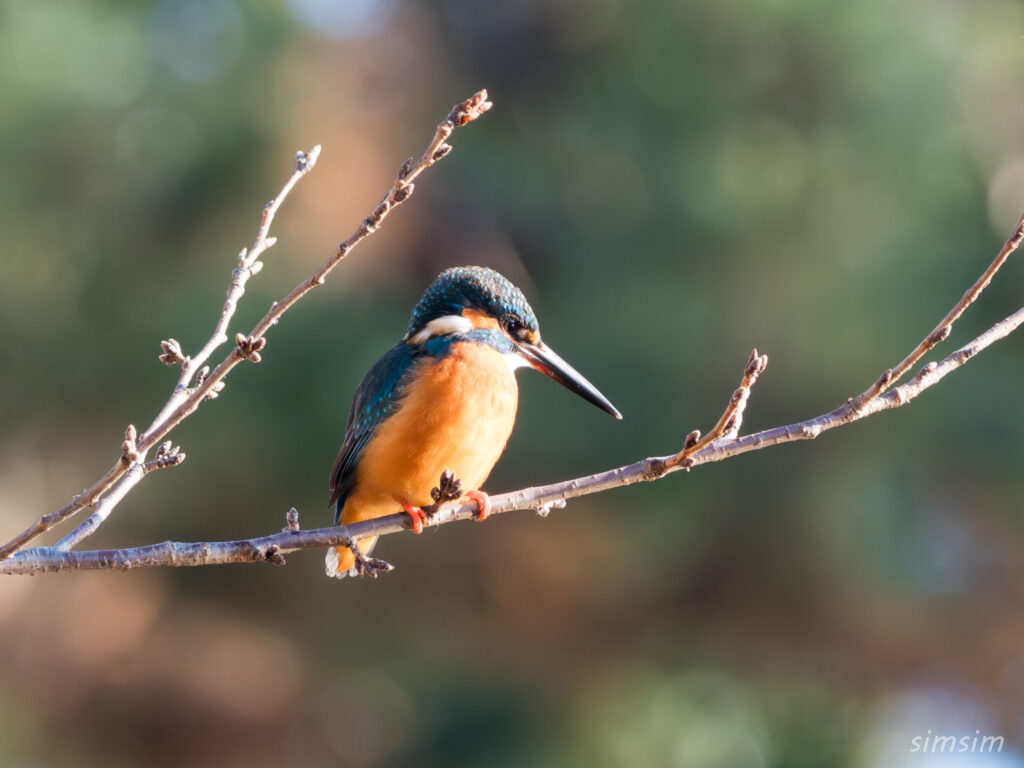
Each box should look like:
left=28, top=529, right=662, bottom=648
left=145, top=442, right=186, bottom=473
left=120, top=425, right=140, bottom=466
left=1, top=300, right=1022, bottom=575
left=345, top=537, right=394, bottom=579
left=234, top=333, right=267, bottom=363
left=158, top=339, right=188, bottom=368
left=0, top=91, right=491, bottom=560
left=0, top=96, right=1019, bottom=580
left=0, top=147, right=321, bottom=559
left=662, top=349, right=769, bottom=471
left=421, top=470, right=463, bottom=516
left=852, top=213, right=1024, bottom=409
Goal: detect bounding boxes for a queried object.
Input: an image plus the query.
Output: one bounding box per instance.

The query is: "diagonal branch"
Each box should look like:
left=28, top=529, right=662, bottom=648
left=0, top=89, right=492, bottom=560
left=850, top=213, right=1024, bottom=411
left=50, top=151, right=322, bottom=554
left=694, top=304, right=1024, bottom=463
left=661, top=348, right=769, bottom=472
left=0, top=148, right=320, bottom=560
left=2, top=299, right=1022, bottom=576
left=0, top=93, right=1019, bottom=578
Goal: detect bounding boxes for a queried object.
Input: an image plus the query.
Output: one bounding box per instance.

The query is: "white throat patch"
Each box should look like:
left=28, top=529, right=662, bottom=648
left=504, top=351, right=531, bottom=371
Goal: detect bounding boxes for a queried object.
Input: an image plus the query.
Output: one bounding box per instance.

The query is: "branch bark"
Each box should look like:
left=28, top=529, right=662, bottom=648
left=0, top=90, right=492, bottom=560
left=849, top=214, right=1024, bottom=410
left=1, top=89, right=1020, bottom=577
left=2, top=296, right=1022, bottom=575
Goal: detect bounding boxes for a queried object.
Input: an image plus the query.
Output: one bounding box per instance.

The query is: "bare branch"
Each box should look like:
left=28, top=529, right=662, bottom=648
left=851, top=212, right=1024, bottom=410
left=52, top=465, right=146, bottom=552
left=0, top=93, right=1019, bottom=579
left=695, top=304, right=1024, bottom=464
left=0, top=147, right=319, bottom=559
left=3, top=300, right=1022, bottom=576
left=660, top=348, right=769, bottom=471
left=0, top=90, right=492, bottom=560
left=52, top=442, right=188, bottom=553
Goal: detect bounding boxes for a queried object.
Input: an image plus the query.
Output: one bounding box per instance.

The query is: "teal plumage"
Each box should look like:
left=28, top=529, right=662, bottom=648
left=329, top=341, right=417, bottom=520
left=329, top=328, right=516, bottom=522
left=326, top=265, right=619, bottom=578
left=407, top=266, right=538, bottom=338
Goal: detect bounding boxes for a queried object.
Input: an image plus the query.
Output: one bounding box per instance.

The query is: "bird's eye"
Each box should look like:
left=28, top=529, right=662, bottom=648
left=502, top=316, right=528, bottom=341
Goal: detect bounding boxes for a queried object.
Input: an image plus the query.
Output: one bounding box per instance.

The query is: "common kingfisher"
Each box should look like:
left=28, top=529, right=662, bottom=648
left=325, top=265, right=621, bottom=578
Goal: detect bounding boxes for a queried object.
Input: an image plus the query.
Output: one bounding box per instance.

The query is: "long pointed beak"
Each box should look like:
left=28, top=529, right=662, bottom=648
left=518, top=341, right=622, bottom=419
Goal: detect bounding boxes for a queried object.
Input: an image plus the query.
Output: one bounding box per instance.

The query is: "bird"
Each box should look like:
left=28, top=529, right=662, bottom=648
left=325, top=265, right=621, bottom=578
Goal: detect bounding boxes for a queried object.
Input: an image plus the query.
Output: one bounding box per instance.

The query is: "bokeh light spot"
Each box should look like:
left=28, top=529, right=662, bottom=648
left=147, top=0, right=245, bottom=84
left=285, top=0, right=398, bottom=40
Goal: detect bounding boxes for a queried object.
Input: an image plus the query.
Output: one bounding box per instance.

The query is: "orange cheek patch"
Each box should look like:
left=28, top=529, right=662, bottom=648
left=462, top=308, right=500, bottom=330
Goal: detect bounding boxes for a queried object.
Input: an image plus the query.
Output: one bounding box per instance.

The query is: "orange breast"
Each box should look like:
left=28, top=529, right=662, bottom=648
left=343, top=340, right=519, bottom=521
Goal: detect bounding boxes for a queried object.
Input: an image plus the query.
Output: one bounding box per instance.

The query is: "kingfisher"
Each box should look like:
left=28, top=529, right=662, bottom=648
left=325, top=265, right=621, bottom=578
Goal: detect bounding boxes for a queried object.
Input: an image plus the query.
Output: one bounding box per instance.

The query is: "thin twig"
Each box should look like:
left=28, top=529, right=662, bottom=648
left=54, top=443, right=186, bottom=552
left=850, top=213, right=1024, bottom=410
left=2, top=301, right=1022, bottom=575
left=0, top=90, right=492, bottom=560
left=56, top=145, right=318, bottom=550
left=695, top=304, right=1024, bottom=462
left=661, top=348, right=769, bottom=471
left=0, top=148, right=319, bottom=559
left=1, top=98, right=1019, bottom=577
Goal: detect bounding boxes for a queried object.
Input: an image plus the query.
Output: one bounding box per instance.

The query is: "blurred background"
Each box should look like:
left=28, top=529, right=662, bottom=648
left=1, top=0, right=1023, bottom=765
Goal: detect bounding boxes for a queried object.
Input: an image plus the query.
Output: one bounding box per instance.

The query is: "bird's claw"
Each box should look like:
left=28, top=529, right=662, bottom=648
left=400, top=502, right=428, bottom=534
left=465, top=489, right=491, bottom=521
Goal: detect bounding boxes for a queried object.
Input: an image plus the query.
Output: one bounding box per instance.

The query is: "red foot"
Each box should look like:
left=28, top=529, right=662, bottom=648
left=465, top=490, right=491, bottom=521
left=400, top=502, right=427, bottom=534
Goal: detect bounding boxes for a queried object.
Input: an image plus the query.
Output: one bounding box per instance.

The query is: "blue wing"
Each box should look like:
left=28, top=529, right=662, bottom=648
left=329, top=341, right=421, bottom=521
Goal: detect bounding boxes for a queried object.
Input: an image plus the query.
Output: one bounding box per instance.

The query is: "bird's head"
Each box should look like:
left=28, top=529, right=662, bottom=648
left=404, top=266, right=621, bottom=419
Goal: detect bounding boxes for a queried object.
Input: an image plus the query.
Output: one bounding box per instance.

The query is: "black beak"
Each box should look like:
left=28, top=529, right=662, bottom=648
left=518, top=341, right=622, bottom=419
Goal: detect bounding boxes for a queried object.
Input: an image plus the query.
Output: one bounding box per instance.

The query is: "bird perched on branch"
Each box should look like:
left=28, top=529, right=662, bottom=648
left=326, top=265, right=621, bottom=578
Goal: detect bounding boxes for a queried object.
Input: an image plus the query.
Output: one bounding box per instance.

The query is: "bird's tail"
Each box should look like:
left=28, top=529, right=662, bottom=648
left=325, top=536, right=379, bottom=579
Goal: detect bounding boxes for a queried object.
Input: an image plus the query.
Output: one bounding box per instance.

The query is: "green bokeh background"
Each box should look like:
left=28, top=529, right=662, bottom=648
left=1, top=1, right=1023, bottom=766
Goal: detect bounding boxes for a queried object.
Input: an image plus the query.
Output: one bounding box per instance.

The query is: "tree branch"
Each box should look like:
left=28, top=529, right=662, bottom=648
left=659, top=348, right=769, bottom=472
left=0, top=147, right=321, bottom=558
left=1, top=88, right=1020, bottom=577
left=0, top=90, right=492, bottom=560
left=849, top=213, right=1024, bottom=411
left=2, top=295, right=1022, bottom=575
